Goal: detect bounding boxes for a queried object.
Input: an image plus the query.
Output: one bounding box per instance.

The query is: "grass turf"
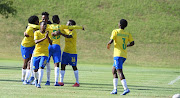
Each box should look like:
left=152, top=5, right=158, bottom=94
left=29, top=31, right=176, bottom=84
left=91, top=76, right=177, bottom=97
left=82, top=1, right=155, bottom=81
left=0, top=60, right=179, bottom=98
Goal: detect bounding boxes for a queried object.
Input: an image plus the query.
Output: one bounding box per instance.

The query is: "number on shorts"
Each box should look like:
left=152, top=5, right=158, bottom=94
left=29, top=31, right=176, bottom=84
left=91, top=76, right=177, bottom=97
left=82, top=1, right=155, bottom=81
left=71, top=57, right=76, bottom=62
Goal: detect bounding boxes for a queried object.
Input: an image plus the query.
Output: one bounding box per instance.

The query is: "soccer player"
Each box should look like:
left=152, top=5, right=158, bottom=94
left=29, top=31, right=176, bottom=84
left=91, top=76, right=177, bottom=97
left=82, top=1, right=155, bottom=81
left=58, top=20, right=85, bottom=87
left=45, top=15, right=84, bottom=86
left=107, top=19, right=134, bottom=95
left=33, top=21, right=52, bottom=88
left=21, top=15, right=39, bottom=84
left=44, top=15, right=61, bottom=86
left=40, top=12, right=52, bottom=24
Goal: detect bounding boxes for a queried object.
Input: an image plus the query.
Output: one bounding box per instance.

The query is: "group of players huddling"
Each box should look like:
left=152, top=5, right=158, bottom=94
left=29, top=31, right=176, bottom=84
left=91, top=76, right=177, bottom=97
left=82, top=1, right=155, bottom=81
left=20, top=12, right=134, bottom=96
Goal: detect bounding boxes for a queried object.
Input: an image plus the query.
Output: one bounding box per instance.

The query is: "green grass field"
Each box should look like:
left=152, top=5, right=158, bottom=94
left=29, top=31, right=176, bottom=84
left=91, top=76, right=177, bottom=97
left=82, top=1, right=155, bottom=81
left=0, top=60, right=179, bottom=98
left=0, top=0, right=179, bottom=97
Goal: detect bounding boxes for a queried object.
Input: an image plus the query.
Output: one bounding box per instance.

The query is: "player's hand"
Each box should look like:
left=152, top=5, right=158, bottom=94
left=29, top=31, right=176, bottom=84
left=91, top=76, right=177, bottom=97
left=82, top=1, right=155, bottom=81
left=45, top=31, right=49, bottom=38
left=107, top=44, right=111, bottom=49
left=82, top=26, right=85, bottom=31
left=51, top=32, right=56, bottom=36
left=24, top=32, right=29, bottom=37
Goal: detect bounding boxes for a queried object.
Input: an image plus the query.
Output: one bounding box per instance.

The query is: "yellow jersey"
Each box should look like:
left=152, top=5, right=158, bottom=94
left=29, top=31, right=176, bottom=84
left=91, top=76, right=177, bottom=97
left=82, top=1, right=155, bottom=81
left=21, top=26, right=36, bottom=47
left=48, top=24, right=61, bottom=45
left=33, top=30, right=52, bottom=57
left=27, top=23, right=82, bottom=47
left=63, top=29, right=77, bottom=54
left=110, top=29, right=134, bottom=58
left=48, top=24, right=83, bottom=46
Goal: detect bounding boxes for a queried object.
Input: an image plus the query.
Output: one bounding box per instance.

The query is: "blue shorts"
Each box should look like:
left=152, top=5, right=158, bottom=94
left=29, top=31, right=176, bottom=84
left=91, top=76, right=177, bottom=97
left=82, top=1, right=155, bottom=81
left=47, top=44, right=61, bottom=63
left=33, top=56, right=48, bottom=70
left=113, top=57, right=126, bottom=69
left=20, top=45, right=35, bottom=59
left=61, top=52, right=77, bottom=66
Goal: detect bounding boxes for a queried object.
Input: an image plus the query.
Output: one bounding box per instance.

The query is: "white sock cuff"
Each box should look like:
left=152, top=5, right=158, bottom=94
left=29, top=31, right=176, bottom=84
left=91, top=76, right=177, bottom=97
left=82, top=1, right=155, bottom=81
left=114, top=78, right=118, bottom=81
left=74, top=70, right=78, bottom=73
left=61, top=70, right=65, bottom=74
left=55, top=67, right=59, bottom=70
left=121, top=79, right=126, bottom=83
left=22, top=69, right=26, bottom=71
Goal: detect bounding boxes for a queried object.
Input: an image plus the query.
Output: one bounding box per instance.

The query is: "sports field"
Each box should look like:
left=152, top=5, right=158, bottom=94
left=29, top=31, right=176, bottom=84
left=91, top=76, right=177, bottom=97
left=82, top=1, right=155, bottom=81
left=0, top=60, right=179, bottom=98
left=0, top=0, right=180, bottom=98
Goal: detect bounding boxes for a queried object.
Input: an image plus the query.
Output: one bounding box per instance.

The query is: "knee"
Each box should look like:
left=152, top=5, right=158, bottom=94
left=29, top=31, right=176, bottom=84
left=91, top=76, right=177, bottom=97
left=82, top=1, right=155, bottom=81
left=61, top=64, right=66, bottom=70
left=34, top=69, right=38, bottom=72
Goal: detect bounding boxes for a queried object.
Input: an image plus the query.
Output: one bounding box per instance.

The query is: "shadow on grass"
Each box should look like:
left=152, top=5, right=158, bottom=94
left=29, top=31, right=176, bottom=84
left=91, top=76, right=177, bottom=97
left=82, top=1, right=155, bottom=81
left=0, top=66, right=74, bottom=71
left=0, top=79, right=179, bottom=92
left=0, top=79, right=21, bottom=83
left=0, top=66, right=21, bottom=70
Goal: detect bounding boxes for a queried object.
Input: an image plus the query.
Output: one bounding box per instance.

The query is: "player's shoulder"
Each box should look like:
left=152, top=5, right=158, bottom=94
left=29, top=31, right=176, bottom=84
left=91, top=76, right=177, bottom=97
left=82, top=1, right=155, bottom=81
left=34, top=30, right=40, bottom=34
left=64, top=29, right=69, bottom=32
left=26, top=26, right=34, bottom=31
left=112, top=29, right=120, bottom=34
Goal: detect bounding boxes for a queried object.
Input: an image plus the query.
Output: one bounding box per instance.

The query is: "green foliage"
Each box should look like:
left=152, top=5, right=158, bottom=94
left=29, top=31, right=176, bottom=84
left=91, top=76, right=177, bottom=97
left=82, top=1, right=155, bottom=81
left=0, top=0, right=17, bottom=18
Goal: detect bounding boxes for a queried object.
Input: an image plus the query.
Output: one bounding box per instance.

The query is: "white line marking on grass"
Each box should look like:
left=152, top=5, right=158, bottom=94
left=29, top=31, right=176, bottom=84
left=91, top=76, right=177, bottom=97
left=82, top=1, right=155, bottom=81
left=168, top=76, right=180, bottom=85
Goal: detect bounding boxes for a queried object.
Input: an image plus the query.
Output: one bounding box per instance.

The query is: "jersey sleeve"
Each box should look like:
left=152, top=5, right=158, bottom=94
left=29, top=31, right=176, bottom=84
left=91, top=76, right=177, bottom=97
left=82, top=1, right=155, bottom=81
left=34, top=32, right=38, bottom=40
left=69, top=30, right=74, bottom=36
left=48, top=30, right=53, bottom=39
left=110, top=30, right=116, bottom=40
left=28, top=23, right=40, bottom=29
left=46, top=24, right=52, bottom=30
left=68, top=26, right=83, bottom=30
left=60, top=25, right=83, bottom=30
left=25, top=26, right=32, bottom=35
left=128, top=33, right=134, bottom=43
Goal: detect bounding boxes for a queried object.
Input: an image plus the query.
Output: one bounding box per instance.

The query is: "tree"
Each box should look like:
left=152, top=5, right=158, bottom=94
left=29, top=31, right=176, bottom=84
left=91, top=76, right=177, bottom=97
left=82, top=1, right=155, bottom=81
left=0, top=0, right=17, bottom=18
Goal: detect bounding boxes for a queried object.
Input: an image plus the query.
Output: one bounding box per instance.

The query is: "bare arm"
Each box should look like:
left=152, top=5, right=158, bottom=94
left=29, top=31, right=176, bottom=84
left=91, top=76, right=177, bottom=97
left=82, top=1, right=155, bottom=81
left=24, top=32, right=29, bottom=37
left=46, top=31, right=52, bottom=45
left=35, top=37, right=46, bottom=44
left=52, top=30, right=73, bottom=38
left=107, top=39, right=114, bottom=49
left=35, top=32, right=52, bottom=45
left=127, top=41, right=134, bottom=47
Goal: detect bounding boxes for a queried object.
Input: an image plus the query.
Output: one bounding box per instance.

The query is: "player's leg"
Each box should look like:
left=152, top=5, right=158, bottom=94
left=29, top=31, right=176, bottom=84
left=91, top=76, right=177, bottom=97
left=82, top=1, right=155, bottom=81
left=21, top=45, right=31, bottom=82
left=37, top=56, right=48, bottom=88
left=54, top=62, right=60, bottom=86
left=110, top=59, right=118, bottom=94
left=58, top=52, right=68, bottom=86
left=70, top=54, right=79, bottom=87
left=22, top=58, right=28, bottom=82
left=23, top=58, right=31, bottom=85
left=52, top=44, right=61, bottom=86
left=45, top=45, right=52, bottom=85
left=72, top=66, right=79, bottom=87
left=27, top=54, right=35, bottom=84
left=33, top=56, right=40, bottom=87
left=59, top=64, right=66, bottom=86
left=45, top=62, right=51, bottom=85
left=27, top=46, right=35, bottom=84
left=116, top=57, right=130, bottom=95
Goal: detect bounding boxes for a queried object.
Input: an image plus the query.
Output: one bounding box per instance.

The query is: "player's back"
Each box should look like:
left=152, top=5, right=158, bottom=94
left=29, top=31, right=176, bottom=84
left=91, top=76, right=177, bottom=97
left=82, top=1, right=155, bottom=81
left=111, top=29, right=133, bottom=58
left=21, top=26, right=35, bottom=47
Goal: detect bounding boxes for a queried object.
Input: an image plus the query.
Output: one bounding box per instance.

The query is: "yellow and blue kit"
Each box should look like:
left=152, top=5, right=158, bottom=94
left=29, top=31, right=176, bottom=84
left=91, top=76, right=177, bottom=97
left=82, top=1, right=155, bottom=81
left=20, top=26, right=36, bottom=59
left=61, top=29, right=78, bottom=66
left=47, top=24, right=83, bottom=63
left=110, top=29, right=134, bottom=69
left=33, top=30, right=51, bottom=69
